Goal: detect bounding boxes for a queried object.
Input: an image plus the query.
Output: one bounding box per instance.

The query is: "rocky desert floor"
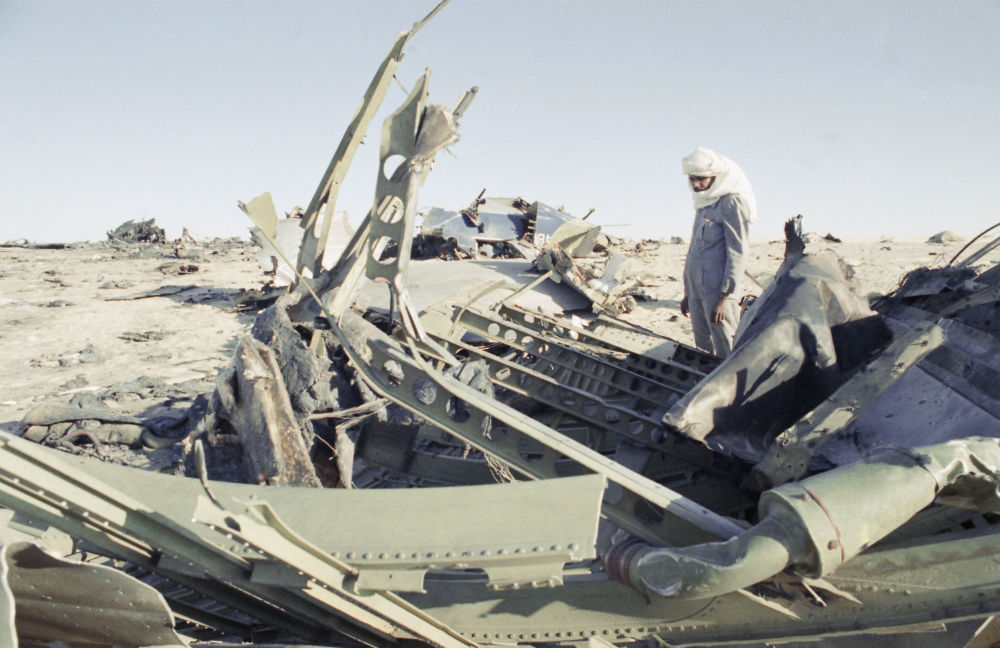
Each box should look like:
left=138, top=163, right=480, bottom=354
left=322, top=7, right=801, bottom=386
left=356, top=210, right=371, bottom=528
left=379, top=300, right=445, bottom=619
left=0, top=231, right=969, bottom=443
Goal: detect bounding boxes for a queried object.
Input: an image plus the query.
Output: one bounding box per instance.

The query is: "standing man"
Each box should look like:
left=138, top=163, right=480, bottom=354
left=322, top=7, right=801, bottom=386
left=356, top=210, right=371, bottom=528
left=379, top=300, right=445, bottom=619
left=679, top=147, right=756, bottom=358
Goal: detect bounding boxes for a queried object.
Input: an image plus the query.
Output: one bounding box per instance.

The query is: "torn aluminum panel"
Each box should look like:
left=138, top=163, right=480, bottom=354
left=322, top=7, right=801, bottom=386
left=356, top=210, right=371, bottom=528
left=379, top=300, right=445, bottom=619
left=419, top=206, right=491, bottom=256
left=244, top=192, right=353, bottom=286
left=662, top=218, right=891, bottom=462
left=535, top=201, right=602, bottom=256
left=810, top=315, right=1000, bottom=469
left=1, top=540, right=185, bottom=647
left=409, top=521, right=1000, bottom=647
left=754, top=254, right=1000, bottom=487
left=264, top=66, right=745, bottom=552
left=535, top=246, right=641, bottom=315
left=748, top=230, right=1000, bottom=487
left=259, top=215, right=353, bottom=287
left=419, top=196, right=600, bottom=258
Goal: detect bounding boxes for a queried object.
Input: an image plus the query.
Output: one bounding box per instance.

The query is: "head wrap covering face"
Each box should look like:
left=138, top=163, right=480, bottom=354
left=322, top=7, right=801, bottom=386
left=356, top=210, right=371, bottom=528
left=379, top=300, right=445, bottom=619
left=681, top=146, right=757, bottom=224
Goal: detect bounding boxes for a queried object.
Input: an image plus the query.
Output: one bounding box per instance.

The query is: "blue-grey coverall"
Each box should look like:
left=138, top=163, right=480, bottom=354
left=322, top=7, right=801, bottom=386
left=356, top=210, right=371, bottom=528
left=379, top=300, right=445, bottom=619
left=682, top=193, right=749, bottom=358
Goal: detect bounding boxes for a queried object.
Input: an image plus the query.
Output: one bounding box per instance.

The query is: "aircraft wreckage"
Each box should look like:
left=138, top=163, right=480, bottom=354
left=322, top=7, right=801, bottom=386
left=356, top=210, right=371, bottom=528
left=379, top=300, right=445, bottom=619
left=4, top=4, right=1000, bottom=647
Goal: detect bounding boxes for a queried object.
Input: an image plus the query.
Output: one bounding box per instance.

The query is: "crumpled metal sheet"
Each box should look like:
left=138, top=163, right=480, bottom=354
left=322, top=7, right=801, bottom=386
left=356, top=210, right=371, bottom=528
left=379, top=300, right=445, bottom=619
left=420, top=206, right=487, bottom=255
left=1, top=541, right=184, bottom=647
left=536, top=247, right=639, bottom=315
left=245, top=191, right=354, bottom=287
left=419, top=197, right=599, bottom=258
left=663, top=243, right=889, bottom=462
left=105, top=218, right=166, bottom=244
left=814, top=314, right=1000, bottom=471
left=534, top=202, right=600, bottom=256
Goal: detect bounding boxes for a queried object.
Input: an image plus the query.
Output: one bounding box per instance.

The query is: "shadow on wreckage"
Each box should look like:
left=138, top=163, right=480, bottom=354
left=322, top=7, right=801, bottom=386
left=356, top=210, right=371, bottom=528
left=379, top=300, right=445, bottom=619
left=5, top=4, right=1000, bottom=648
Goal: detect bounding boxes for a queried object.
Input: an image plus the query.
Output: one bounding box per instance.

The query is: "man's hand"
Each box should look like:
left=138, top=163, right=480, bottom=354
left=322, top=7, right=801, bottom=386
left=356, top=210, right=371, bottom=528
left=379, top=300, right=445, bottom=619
left=680, top=295, right=689, bottom=317
left=711, top=293, right=730, bottom=323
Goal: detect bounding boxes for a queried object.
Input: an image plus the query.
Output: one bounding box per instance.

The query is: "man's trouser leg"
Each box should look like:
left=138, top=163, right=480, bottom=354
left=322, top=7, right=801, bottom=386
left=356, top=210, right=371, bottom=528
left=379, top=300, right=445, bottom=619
left=707, top=297, right=739, bottom=358
left=687, top=290, right=715, bottom=355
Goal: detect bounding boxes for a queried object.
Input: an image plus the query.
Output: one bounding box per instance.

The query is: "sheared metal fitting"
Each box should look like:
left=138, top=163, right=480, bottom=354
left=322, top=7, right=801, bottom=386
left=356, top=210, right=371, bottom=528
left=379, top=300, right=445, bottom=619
left=603, top=537, right=651, bottom=592
left=630, top=516, right=798, bottom=599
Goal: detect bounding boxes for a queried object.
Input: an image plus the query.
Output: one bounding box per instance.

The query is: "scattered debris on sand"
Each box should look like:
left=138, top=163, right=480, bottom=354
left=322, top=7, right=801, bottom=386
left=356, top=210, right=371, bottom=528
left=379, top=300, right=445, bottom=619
left=106, top=218, right=166, bottom=244
left=928, top=230, right=964, bottom=244
left=417, top=193, right=604, bottom=260
left=4, top=3, right=1000, bottom=648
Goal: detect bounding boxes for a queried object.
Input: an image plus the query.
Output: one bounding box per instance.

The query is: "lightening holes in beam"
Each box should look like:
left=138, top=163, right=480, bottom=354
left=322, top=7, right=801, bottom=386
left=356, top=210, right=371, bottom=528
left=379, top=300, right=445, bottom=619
left=382, top=360, right=404, bottom=387
left=381, top=154, right=407, bottom=181
left=376, top=195, right=405, bottom=224
left=413, top=377, right=436, bottom=405
left=446, top=397, right=471, bottom=423
left=371, top=236, right=398, bottom=264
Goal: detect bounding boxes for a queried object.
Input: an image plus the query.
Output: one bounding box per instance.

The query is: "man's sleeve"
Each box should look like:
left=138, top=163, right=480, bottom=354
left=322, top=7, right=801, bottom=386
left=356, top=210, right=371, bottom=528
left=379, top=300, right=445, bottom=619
left=719, top=195, right=749, bottom=295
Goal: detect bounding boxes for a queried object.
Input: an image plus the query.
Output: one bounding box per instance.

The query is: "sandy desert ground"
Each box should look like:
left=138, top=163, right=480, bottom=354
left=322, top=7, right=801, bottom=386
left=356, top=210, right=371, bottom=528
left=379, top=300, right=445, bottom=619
left=0, top=230, right=970, bottom=444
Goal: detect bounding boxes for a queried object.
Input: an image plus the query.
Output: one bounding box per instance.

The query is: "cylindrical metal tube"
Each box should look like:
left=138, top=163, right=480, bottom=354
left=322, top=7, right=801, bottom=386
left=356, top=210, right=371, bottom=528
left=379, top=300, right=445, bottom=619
left=606, top=437, right=1000, bottom=599
left=760, top=448, right=939, bottom=576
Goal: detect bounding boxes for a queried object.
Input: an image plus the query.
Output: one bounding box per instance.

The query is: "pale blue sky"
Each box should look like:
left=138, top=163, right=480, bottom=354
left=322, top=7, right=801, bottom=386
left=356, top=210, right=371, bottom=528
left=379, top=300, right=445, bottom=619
left=2, top=0, right=998, bottom=243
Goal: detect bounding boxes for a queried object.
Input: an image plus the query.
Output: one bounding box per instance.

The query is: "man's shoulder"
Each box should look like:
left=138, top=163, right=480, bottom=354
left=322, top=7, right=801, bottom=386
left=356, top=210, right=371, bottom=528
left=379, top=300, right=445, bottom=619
left=720, top=193, right=744, bottom=209
left=719, top=193, right=751, bottom=218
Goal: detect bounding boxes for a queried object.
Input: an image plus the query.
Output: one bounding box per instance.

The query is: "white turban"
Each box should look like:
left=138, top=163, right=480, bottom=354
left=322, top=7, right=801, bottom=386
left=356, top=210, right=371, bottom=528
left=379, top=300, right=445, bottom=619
left=681, top=146, right=757, bottom=224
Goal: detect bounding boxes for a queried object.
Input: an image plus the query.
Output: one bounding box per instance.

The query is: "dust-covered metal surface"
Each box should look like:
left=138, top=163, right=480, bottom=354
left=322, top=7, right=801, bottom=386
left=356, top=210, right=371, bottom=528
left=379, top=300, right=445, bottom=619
left=6, top=4, right=1000, bottom=648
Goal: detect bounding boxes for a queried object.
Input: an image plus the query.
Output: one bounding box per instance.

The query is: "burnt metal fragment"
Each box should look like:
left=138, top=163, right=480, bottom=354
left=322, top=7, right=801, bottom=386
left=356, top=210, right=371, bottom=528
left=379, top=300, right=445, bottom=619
left=106, top=218, right=166, bottom=244
left=663, top=218, right=891, bottom=462
left=211, top=334, right=321, bottom=487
